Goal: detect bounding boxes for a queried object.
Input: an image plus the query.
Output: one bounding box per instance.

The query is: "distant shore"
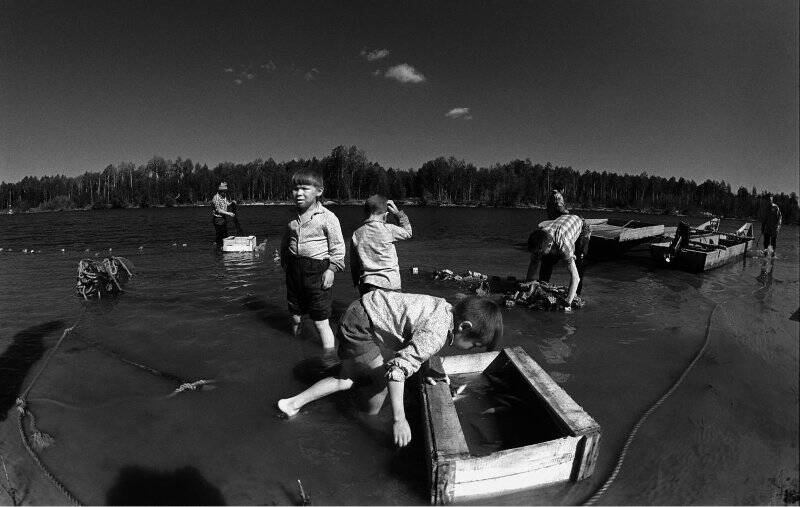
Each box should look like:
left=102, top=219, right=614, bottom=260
left=5, top=199, right=757, bottom=221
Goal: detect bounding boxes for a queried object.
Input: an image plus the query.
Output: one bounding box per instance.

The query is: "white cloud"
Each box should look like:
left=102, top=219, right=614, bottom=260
left=360, top=47, right=390, bottom=61
left=384, top=63, right=426, bottom=84
left=304, top=68, right=320, bottom=81
left=445, top=107, right=472, bottom=120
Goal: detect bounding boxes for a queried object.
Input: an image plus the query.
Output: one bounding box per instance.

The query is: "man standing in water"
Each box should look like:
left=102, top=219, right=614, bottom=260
left=761, top=194, right=782, bottom=256
left=212, top=182, right=235, bottom=246
left=526, top=214, right=591, bottom=307
left=546, top=182, right=569, bottom=220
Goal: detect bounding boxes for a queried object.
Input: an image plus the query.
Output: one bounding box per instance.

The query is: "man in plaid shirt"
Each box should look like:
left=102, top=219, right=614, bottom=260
left=526, top=214, right=591, bottom=306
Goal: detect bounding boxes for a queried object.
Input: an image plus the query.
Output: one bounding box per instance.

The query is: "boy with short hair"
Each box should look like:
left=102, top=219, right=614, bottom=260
left=280, top=169, right=345, bottom=351
left=526, top=214, right=591, bottom=306
left=277, top=292, right=503, bottom=447
left=351, top=195, right=413, bottom=295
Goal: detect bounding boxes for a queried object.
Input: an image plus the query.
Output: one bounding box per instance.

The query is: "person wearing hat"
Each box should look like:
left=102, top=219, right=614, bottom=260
left=212, top=182, right=235, bottom=246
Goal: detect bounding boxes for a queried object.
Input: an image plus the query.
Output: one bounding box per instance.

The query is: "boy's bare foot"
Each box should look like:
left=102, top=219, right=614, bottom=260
left=277, top=399, right=299, bottom=417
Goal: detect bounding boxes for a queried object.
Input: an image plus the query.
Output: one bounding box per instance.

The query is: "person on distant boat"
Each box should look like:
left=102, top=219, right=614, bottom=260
left=212, top=182, right=236, bottom=246
left=761, top=194, right=782, bottom=256
left=350, top=195, right=413, bottom=296
left=526, top=214, right=591, bottom=307
left=277, top=292, right=503, bottom=448
left=546, top=183, right=569, bottom=220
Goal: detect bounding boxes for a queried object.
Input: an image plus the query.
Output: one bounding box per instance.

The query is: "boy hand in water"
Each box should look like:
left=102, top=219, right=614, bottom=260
left=278, top=292, right=503, bottom=447
left=279, top=170, right=345, bottom=351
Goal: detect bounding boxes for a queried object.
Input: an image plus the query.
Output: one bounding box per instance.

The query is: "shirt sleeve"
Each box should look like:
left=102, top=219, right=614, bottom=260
left=213, top=195, right=228, bottom=214
left=388, top=212, right=412, bottom=241
left=349, top=237, right=362, bottom=287
left=556, top=194, right=569, bottom=215
left=325, top=212, right=346, bottom=272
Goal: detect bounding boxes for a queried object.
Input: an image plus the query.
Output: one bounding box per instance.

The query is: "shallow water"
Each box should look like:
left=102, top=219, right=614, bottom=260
left=0, top=207, right=797, bottom=505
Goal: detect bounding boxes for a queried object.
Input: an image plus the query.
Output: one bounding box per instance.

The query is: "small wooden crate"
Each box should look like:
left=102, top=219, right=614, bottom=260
left=420, top=346, right=601, bottom=505
left=222, top=235, right=257, bottom=252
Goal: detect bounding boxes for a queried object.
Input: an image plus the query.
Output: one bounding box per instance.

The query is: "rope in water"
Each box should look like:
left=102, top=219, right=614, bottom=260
left=581, top=302, right=719, bottom=506
left=15, top=311, right=87, bottom=506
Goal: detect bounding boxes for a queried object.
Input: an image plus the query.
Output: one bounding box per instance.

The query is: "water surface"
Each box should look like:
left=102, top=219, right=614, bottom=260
left=0, top=207, right=797, bottom=505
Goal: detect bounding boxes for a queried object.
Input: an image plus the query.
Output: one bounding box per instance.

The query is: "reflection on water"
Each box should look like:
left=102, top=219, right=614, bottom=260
left=0, top=207, right=797, bottom=505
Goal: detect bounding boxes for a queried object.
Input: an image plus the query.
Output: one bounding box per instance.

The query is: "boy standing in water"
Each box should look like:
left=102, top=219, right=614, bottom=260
left=350, top=195, right=412, bottom=295
left=280, top=170, right=345, bottom=352
left=761, top=194, right=782, bottom=256
left=278, top=292, right=503, bottom=447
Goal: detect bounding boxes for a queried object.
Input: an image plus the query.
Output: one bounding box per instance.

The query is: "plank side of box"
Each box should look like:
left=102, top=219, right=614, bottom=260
left=422, top=347, right=601, bottom=504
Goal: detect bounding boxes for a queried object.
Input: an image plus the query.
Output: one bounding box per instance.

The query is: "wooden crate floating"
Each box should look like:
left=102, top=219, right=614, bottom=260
left=420, top=346, right=601, bottom=504
left=222, top=235, right=257, bottom=252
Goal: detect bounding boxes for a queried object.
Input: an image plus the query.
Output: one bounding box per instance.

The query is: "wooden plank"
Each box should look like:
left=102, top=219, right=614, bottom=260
left=504, top=347, right=600, bottom=436
left=439, top=351, right=500, bottom=375
left=433, top=461, right=457, bottom=505
left=572, top=432, right=601, bottom=481
left=453, top=436, right=579, bottom=483
left=617, top=224, right=664, bottom=242
left=453, top=459, right=575, bottom=500
left=423, top=382, right=470, bottom=460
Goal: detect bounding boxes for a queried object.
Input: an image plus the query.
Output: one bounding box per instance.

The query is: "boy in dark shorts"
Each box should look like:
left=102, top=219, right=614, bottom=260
left=277, top=291, right=503, bottom=447
left=280, top=169, right=345, bottom=351
left=350, top=195, right=412, bottom=295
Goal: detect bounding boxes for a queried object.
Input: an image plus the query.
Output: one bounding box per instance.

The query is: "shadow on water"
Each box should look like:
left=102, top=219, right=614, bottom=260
left=0, top=320, right=64, bottom=421
left=105, top=466, right=226, bottom=505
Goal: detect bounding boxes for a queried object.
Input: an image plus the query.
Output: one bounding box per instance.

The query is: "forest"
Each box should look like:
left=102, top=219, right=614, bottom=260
left=2, top=145, right=798, bottom=223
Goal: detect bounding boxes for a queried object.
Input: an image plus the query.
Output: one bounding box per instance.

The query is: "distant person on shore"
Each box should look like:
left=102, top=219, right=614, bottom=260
left=280, top=169, right=345, bottom=352
left=546, top=183, right=569, bottom=220
left=212, top=182, right=236, bottom=246
left=277, top=292, right=503, bottom=447
left=761, top=194, right=782, bottom=256
left=350, top=196, right=413, bottom=296
left=526, top=214, right=591, bottom=307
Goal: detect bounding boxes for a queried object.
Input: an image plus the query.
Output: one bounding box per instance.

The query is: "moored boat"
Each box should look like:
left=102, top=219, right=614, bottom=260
left=650, top=222, right=754, bottom=272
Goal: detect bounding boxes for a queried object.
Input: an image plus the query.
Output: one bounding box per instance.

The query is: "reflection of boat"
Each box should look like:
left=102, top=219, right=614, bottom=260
left=650, top=222, right=754, bottom=272
left=420, top=347, right=601, bottom=504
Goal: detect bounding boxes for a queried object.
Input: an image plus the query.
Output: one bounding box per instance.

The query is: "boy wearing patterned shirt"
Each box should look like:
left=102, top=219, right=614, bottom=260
left=280, top=170, right=345, bottom=351
left=526, top=214, right=591, bottom=306
left=278, top=292, right=503, bottom=447
left=350, top=195, right=413, bottom=295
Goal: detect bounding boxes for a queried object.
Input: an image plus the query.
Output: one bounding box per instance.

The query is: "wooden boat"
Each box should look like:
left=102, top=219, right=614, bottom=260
left=650, top=223, right=754, bottom=272
left=588, top=218, right=665, bottom=257
left=420, top=347, right=601, bottom=504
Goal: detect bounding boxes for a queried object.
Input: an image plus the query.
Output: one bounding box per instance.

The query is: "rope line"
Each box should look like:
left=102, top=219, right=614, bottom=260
left=15, top=312, right=86, bottom=506
left=581, top=303, right=719, bottom=505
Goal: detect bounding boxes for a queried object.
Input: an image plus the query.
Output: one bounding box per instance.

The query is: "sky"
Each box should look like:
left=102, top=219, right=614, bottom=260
left=1, top=0, right=798, bottom=193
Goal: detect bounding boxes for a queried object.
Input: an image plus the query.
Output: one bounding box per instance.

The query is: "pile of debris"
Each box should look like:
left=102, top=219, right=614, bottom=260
left=76, top=256, right=134, bottom=299
left=503, top=280, right=585, bottom=311
left=427, top=268, right=584, bottom=311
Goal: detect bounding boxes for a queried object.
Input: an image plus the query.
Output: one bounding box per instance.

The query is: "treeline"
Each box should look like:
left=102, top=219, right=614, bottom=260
left=2, top=145, right=798, bottom=223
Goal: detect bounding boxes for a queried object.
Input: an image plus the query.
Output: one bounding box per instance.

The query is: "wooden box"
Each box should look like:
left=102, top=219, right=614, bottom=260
left=222, top=235, right=257, bottom=252
left=420, top=346, right=601, bottom=504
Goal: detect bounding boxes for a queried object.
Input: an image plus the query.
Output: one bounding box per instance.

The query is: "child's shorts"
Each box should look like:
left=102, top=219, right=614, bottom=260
left=285, top=255, right=332, bottom=320
left=337, top=299, right=381, bottom=365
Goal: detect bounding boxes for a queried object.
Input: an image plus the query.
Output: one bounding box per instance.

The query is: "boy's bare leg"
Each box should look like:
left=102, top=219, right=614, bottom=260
left=290, top=314, right=302, bottom=336
left=278, top=375, right=355, bottom=417
left=313, top=319, right=336, bottom=350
